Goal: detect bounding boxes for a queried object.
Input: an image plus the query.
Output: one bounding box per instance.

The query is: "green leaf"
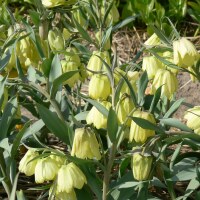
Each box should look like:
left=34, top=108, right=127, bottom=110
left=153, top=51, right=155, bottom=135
left=15, top=57, right=26, bottom=81
left=10, top=172, right=20, bottom=200
left=107, top=107, right=118, bottom=142
left=0, top=96, right=18, bottom=140
left=75, top=111, right=89, bottom=121
left=149, top=86, right=162, bottom=113
left=130, top=117, right=165, bottom=134
left=50, top=70, right=79, bottom=99
left=37, top=104, right=70, bottom=144
left=41, top=58, right=52, bottom=77
left=163, top=98, right=185, bottom=118
left=164, top=134, right=200, bottom=144
left=138, top=71, right=148, bottom=106
left=16, top=190, right=26, bottom=200
left=11, top=121, right=32, bottom=158
left=112, top=16, right=137, bottom=32
left=160, top=118, right=192, bottom=132
left=169, top=143, right=182, bottom=170
left=0, top=52, right=11, bottom=72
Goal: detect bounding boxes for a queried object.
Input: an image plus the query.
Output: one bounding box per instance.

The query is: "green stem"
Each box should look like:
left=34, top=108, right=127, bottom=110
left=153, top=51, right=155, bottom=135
left=0, top=149, right=12, bottom=198
left=102, top=143, right=117, bottom=200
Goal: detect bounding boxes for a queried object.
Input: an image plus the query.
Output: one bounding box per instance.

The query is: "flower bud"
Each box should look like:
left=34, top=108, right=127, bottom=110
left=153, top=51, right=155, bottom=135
left=87, top=51, right=110, bottom=76
left=71, top=127, right=101, bottom=160
left=57, top=163, right=87, bottom=193
left=63, top=28, right=71, bottom=40
left=86, top=101, right=111, bottom=129
left=129, top=110, right=156, bottom=143
left=120, top=71, right=139, bottom=97
left=49, top=186, right=77, bottom=200
left=116, top=95, right=135, bottom=126
left=42, top=0, right=66, bottom=8
left=72, top=6, right=87, bottom=29
left=132, top=152, right=153, bottom=181
left=48, top=28, right=65, bottom=52
left=88, top=74, right=111, bottom=100
left=144, top=33, right=160, bottom=46
left=95, top=31, right=110, bottom=50
left=35, top=157, right=59, bottom=183
left=173, top=37, right=199, bottom=68
left=61, top=60, right=80, bottom=87
left=19, top=149, right=39, bottom=176
left=65, top=47, right=81, bottom=64
left=184, top=106, right=200, bottom=134
left=151, top=68, right=178, bottom=99
left=142, top=56, right=164, bottom=79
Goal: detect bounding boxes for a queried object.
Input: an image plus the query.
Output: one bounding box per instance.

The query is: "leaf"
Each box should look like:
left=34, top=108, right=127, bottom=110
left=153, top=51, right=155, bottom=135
left=15, top=57, right=26, bottom=82
left=164, top=134, right=200, bottom=144
left=11, top=121, right=32, bottom=158
left=138, top=71, right=148, bottom=106
left=160, top=118, right=192, bottom=132
left=169, top=143, right=182, bottom=170
left=16, top=190, right=26, bottom=200
left=37, top=104, right=70, bottom=144
left=163, top=98, right=185, bottom=118
left=149, top=86, right=162, bottom=113
left=0, top=51, right=11, bottom=72
left=0, top=96, right=18, bottom=140
left=130, top=117, right=165, bottom=134
left=79, top=94, right=109, bottom=117
left=50, top=70, right=79, bottom=99
left=107, top=107, right=118, bottom=143
left=10, top=172, right=20, bottom=200
left=75, top=111, right=89, bottom=121
left=102, top=26, right=112, bottom=49
left=112, top=16, right=138, bottom=32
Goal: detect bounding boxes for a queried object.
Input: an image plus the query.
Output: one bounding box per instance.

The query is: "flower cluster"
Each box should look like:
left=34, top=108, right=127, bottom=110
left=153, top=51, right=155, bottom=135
left=19, top=149, right=87, bottom=200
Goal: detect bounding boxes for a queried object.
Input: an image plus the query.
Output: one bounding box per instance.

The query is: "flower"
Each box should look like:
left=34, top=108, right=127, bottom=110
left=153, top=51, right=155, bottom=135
left=142, top=56, right=164, bottom=79
left=173, top=37, right=199, bottom=68
left=144, top=33, right=160, bottom=46
left=86, top=101, right=111, bottom=129
left=42, top=0, right=66, bottom=8
left=65, top=47, right=81, bottom=64
left=184, top=106, right=200, bottom=134
left=18, top=149, right=39, bottom=176
left=88, top=74, right=111, bottom=100
left=95, top=31, right=110, bottom=50
left=61, top=60, right=80, bottom=87
left=35, top=157, right=59, bottom=183
left=71, top=128, right=101, bottom=160
left=132, top=152, right=153, bottom=181
left=49, top=185, right=77, bottom=200
left=87, top=51, right=110, bottom=76
left=72, top=6, right=87, bottom=28
left=48, top=28, right=65, bottom=52
left=129, top=110, right=156, bottom=143
left=151, top=68, right=178, bottom=99
left=57, top=163, right=87, bottom=193
left=116, top=95, right=135, bottom=126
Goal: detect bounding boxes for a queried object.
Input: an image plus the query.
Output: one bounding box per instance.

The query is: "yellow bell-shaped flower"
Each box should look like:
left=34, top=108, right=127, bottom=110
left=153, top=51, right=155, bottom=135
left=72, top=6, right=88, bottom=29
left=65, top=47, right=81, bottom=64
left=132, top=152, right=153, bottom=181
left=184, top=106, right=200, bottom=134
left=151, top=68, right=178, bottom=99
left=42, top=0, right=66, bottom=8
left=48, top=28, right=65, bottom=52
left=87, top=51, right=110, bottom=76
left=61, top=60, right=80, bottom=87
left=129, top=110, right=156, bottom=143
left=57, top=163, right=87, bottom=193
left=18, top=149, right=39, bottom=176
left=173, top=37, right=199, bottom=68
left=88, top=74, right=111, bottom=100
left=116, top=95, right=135, bottom=127
left=142, top=56, right=164, bottom=79
left=35, top=157, right=59, bottom=183
left=86, top=101, right=111, bottom=129
left=71, top=127, right=101, bottom=160
left=144, top=33, right=160, bottom=47
left=63, top=28, right=71, bottom=40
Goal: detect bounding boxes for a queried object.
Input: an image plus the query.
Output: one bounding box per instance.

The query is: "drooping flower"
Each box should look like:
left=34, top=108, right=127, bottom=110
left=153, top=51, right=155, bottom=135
left=88, top=74, right=111, bottom=100
left=151, top=68, right=178, bottom=99
left=57, top=163, right=87, bottom=193
left=129, top=110, right=156, bottom=143
left=184, top=106, right=200, bottom=134
left=42, top=0, right=67, bottom=8
left=173, top=37, right=199, bottom=68
left=19, top=149, right=39, bottom=176
left=71, top=127, right=101, bottom=160
left=86, top=101, right=111, bottom=129
left=144, top=33, right=160, bottom=47
left=132, top=151, right=153, bottom=181
left=35, top=157, right=59, bottom=183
